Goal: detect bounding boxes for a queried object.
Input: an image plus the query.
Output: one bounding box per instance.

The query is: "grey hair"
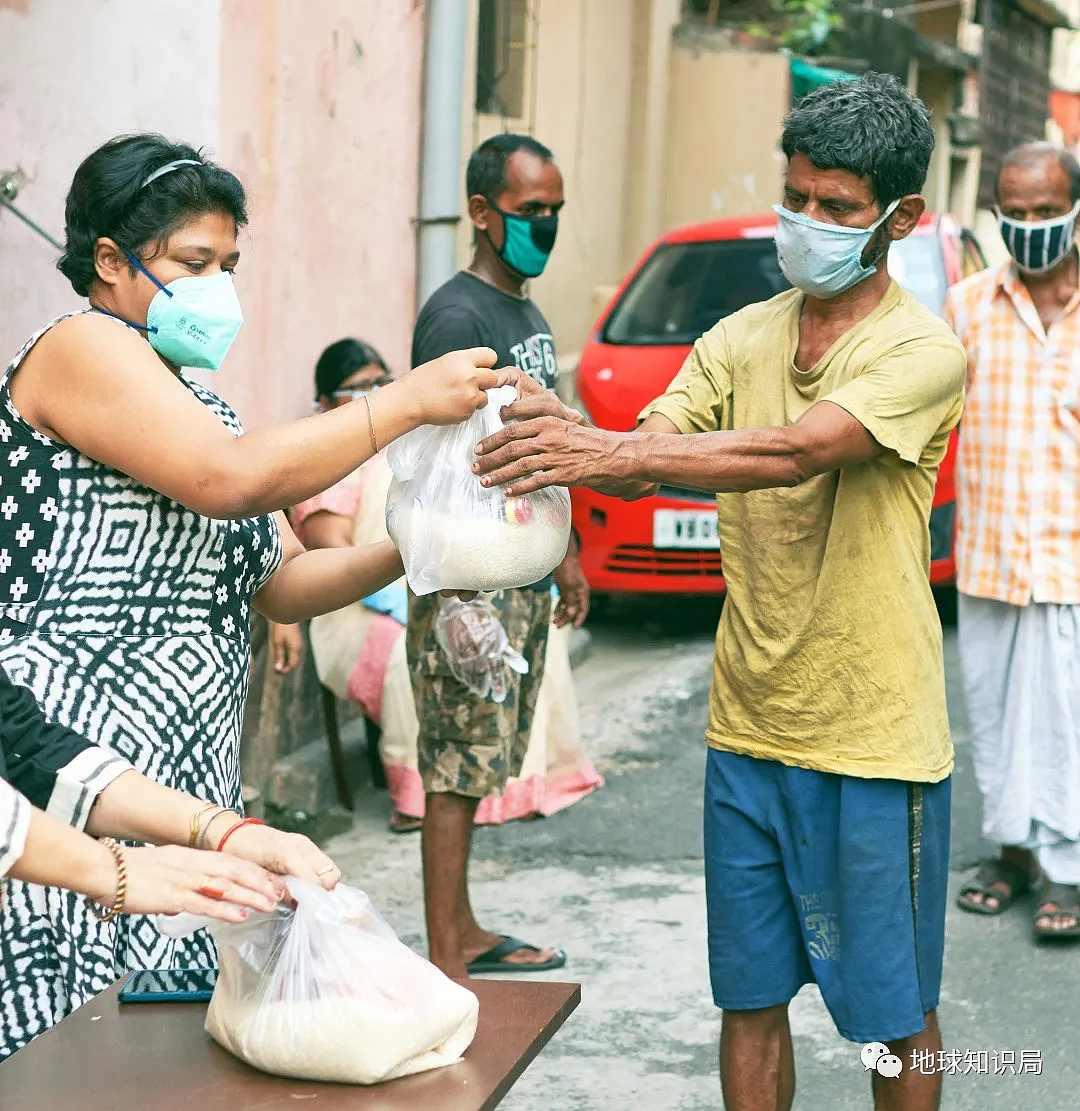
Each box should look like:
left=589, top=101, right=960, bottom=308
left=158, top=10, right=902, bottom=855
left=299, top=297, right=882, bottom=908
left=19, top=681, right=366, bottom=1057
left=997, top=141, right=1080, bottom=205
left=781, top=72, right=935, bottom=207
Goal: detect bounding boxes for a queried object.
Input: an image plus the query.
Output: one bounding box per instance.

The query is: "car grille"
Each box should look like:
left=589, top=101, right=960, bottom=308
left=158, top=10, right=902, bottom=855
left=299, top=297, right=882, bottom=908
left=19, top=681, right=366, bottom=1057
left=603, top=544, right=724, bottom=578
left=657, top=485, right=714, bottom=503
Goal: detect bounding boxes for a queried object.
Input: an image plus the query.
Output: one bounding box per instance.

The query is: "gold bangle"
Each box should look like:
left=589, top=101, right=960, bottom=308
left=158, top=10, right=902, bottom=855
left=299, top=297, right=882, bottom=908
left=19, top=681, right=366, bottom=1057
left=188, top=802, right=218, bottom=849
left=91, top=838, right=127, bottom=923
left=364, top=395, right=380, bottom=455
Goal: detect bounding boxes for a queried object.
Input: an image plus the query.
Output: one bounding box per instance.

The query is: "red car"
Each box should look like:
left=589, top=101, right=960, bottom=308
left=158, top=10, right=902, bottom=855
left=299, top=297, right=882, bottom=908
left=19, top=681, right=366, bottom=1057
left=571, top=212, right=986, bottom=599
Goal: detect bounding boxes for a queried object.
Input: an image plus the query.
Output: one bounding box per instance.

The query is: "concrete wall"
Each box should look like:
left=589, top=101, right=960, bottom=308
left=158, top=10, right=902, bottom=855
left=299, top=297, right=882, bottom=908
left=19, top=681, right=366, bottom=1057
left=0, top=0, right=220, bottom=356
left=216, top=1, right=424, bottom=428
left=0, top=0, right=423, bottom=432
left=662, top=43, right=789, bottom=229
left=458, top=0, right=651, bottom=358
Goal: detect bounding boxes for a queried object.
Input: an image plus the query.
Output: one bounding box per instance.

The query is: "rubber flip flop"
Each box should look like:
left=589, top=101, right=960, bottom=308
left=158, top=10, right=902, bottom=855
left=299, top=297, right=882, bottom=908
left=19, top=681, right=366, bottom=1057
left=465, top=935, right=567, bottom=976
left=1034, top=882, right=1080, bottom=940
left=956, top=859, right=1032, bottom=916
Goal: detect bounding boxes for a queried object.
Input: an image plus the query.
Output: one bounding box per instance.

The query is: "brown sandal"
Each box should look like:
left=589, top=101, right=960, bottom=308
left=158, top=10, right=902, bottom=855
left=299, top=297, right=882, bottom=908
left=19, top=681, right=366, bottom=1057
left=1034, top=882, right=1080, bottom=939
left=957, top=859, right=1032, bottom=916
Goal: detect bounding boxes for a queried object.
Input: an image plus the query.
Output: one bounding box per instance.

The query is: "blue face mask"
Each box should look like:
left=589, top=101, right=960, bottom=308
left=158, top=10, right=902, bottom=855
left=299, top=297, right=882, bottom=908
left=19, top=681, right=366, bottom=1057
left=95, top=251, right=244, bottom=370
left=996, top=201, right=1080, bottom=274
left=488, top=202, right=558, bottom=278
left=772, top=200, right=900, bottom=299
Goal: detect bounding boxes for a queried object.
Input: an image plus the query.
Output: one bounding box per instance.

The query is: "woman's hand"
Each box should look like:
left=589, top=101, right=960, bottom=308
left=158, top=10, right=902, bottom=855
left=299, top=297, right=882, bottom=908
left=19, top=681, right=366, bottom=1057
left=115, top=845, right=284, bottom=921
left=405, top=348, right=502, bottom=425
left=208, top=817, right=342, bottom=891
left=270, top=622, right=304, bottom=675
left=552, top=553, right=590, bottom=629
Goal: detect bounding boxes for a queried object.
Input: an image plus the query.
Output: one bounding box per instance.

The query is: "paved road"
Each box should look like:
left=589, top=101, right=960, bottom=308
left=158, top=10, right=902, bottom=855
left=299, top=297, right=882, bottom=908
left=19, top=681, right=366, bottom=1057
left=325, top=596, right=1079, bottom=1110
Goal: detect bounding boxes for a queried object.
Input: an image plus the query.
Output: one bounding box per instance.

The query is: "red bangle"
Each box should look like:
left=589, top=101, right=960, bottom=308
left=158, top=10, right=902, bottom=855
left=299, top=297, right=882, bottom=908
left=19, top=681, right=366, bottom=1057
left=216, top=817, right=265, bottom=853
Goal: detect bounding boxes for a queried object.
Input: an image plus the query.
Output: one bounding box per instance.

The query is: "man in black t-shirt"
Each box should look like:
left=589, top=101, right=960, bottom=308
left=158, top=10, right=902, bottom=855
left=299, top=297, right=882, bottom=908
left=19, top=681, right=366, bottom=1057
left=407, top=134, right=589, bottom=979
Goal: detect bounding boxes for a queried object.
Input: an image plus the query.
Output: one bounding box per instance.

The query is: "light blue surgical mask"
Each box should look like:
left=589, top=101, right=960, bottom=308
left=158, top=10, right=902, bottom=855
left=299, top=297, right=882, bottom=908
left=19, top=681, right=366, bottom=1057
left=772, top=199, right=901, bottom=299
left=94, top=251, right=244, bottom=370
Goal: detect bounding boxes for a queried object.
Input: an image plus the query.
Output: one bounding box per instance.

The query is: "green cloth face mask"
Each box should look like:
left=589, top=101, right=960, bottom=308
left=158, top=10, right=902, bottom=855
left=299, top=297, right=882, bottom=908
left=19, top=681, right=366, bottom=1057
left=488, top=202, right=558, bottom=279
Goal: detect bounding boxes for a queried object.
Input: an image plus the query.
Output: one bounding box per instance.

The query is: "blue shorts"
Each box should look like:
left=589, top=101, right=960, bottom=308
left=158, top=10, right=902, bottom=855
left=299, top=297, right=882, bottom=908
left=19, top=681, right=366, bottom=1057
left=704, top=748, right=950, bottom=1044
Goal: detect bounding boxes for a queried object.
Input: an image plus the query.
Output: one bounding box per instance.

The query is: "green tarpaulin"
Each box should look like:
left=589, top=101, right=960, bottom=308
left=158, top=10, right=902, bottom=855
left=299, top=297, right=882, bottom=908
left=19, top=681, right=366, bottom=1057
left=790, top=57, right=859, bottom=101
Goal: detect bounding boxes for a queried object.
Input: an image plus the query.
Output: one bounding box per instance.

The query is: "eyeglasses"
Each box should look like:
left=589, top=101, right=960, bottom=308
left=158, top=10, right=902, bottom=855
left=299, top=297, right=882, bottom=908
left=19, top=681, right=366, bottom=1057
left=313, top=380, right=394, bottom=411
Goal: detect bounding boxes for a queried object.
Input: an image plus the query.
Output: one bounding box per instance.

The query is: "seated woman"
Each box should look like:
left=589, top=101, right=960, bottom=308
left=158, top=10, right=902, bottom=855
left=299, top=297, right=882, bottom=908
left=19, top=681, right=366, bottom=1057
left=0, top=665, right=339, bottom=923
left=278, top=339, right=603, bottom=833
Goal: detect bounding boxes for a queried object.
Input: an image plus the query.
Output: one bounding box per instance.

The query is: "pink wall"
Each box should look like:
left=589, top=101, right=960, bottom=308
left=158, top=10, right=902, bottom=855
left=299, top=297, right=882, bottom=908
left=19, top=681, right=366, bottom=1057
left=215, top=0, right=425, bottom=429
left=0, top=0, right=424, bottom=434
left=0, top=0, right=221, bottom=356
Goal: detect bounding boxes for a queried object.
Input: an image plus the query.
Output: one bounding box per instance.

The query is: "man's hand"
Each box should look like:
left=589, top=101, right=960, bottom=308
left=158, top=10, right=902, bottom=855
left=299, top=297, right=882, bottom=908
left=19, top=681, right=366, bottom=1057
left=494, top=368, right=591, bottom=428
left=473, top=416, right=621, bottom=496
left=552, top=551, right=590, bottom=628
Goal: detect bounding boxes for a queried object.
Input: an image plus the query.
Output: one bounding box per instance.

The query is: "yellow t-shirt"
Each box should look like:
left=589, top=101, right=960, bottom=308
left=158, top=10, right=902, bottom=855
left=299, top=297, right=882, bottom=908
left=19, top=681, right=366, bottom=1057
left=641, top=282, right=966, bottom=783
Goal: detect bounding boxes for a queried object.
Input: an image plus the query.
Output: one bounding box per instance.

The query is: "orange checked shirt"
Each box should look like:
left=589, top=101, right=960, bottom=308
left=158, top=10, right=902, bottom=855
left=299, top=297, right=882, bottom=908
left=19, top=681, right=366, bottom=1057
left=944, top=261, right=1080, bottom=605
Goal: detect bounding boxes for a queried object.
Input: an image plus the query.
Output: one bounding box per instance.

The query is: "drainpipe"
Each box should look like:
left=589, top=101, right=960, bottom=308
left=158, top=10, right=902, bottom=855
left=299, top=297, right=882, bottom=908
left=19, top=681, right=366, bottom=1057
left=416, top=0, right=469, bottom=317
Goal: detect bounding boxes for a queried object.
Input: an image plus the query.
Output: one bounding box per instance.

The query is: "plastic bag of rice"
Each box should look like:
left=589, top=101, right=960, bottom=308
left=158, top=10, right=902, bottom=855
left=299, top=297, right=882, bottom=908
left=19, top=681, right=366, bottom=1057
left=385, top=384, right=572, bottom=595
left=157, top=880, right=478, bottom=1084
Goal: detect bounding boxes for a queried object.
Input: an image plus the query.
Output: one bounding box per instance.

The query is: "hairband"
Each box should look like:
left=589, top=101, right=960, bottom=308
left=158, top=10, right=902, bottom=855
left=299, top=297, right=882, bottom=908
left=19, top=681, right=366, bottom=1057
left=140, top=159, right=201, bottom=189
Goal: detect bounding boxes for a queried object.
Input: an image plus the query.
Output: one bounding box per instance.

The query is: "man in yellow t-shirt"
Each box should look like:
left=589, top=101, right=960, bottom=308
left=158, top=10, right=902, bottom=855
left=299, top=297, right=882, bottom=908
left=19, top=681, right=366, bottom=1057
left=475, top=73, right=965, bottom=1111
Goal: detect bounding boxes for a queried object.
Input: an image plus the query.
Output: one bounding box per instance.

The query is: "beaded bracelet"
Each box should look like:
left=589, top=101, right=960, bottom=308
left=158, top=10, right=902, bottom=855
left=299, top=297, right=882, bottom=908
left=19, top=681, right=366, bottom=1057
left=90, top=838, right=127, bottom=923
left=216, top=817, right=265, bottom=853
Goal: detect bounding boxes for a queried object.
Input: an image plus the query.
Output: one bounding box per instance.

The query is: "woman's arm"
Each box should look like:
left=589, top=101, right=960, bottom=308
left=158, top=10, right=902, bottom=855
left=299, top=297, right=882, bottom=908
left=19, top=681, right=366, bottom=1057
left=0, top=669, right=340, bottom=889
left=253, top=513, right=402, bottom=624
left=15, top=314, right=499, bottom=520
left=84, top=767, right=340, bottom=889
left=8, top=797, right=283, bottom=921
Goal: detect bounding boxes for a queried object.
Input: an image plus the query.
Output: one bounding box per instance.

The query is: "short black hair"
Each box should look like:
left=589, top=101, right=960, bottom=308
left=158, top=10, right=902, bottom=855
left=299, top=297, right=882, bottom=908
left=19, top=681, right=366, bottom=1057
left=781, top=73, right=935, bottom=207
left=314, top=338, right=390, bottom=400
left=997, top=141, right=1080, bottom=205
left=465, top=133, right=554, bottom=201
left=58, top=134, right=248, bottom=297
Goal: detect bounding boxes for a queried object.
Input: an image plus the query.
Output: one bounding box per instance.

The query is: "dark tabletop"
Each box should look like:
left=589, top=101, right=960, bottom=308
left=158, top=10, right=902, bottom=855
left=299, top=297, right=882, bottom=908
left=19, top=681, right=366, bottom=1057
left=0, top=977, right=581, bottom=1111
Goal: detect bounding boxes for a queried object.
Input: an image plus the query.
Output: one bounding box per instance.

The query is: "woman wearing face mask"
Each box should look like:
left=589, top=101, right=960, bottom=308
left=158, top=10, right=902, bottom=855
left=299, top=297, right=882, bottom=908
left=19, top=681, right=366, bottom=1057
left=0, top=134, right=500, bottom=1060
left=273, top=339, right=602, bottom=835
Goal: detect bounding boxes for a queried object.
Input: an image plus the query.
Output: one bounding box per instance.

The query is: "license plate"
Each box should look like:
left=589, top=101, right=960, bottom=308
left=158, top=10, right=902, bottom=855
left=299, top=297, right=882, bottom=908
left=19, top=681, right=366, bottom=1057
left=652, top=509, right=720, bottom=550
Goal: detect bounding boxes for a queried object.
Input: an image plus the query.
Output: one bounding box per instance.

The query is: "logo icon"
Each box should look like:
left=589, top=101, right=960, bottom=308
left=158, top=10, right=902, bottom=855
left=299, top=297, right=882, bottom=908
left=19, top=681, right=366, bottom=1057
left=862, top=1042, right=904, bottom=1078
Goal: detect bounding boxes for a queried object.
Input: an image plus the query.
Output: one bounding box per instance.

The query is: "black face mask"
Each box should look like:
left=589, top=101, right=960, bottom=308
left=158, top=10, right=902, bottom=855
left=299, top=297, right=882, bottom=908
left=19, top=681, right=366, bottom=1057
left=486, top=201, right=559, bottom=278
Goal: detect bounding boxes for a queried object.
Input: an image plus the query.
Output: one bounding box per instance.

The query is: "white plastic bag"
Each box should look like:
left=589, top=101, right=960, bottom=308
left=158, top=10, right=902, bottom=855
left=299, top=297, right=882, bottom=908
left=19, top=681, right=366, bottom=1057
left=436, top=596, right=529, bottom=702
left=385, top=384, right=572, bottom=595
left=157, top=880, right=478, bottom=1085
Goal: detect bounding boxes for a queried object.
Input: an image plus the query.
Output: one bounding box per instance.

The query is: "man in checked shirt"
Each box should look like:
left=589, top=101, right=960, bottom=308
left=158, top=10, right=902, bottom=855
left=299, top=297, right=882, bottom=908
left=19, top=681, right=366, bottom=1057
left=947, top=142, right=1080, bottom=939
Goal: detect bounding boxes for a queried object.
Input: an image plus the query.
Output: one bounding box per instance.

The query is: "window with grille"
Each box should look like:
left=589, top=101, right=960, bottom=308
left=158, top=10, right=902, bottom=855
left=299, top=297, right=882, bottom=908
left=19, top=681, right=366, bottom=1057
left=476, top=0, right=529, bottom=118
left=977, top=0, right=1053, bottom=206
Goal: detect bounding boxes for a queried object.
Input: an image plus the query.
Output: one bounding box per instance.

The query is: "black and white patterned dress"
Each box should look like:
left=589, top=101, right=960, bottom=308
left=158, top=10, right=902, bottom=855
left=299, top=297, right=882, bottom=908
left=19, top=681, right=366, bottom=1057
left=0, top=315, right=282, bottom=1059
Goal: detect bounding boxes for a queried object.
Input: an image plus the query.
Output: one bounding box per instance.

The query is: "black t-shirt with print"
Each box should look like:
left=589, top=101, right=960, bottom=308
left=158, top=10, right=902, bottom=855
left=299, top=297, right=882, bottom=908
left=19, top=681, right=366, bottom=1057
left=411, top=270, right=558, bottom=591
left=411, top=270, right=557, bottom=388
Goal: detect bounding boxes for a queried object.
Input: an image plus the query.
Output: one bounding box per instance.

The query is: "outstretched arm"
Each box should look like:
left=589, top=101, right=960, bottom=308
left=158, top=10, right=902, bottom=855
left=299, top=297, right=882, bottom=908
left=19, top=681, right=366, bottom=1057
left=475, top=400, right=879, bottom=497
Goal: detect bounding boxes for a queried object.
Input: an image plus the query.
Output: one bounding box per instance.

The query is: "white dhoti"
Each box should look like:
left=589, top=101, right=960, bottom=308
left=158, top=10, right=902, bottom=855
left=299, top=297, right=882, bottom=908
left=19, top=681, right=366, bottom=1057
left=957, top=594, right=1080, bottom=884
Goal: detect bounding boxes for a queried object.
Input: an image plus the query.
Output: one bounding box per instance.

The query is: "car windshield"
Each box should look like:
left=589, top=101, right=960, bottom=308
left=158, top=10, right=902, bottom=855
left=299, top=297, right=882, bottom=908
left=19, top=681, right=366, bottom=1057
left=602, top=231, right=947, bottom=346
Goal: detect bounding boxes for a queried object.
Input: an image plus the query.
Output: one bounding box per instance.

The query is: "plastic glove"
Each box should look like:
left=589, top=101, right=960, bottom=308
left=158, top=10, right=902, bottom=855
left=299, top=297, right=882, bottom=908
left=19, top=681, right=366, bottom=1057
left=435, top=597, right=529, bottom=703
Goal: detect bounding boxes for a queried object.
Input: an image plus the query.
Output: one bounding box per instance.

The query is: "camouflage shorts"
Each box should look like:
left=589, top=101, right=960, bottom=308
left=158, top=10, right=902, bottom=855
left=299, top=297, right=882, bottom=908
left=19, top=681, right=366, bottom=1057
left=406, top=588, right=552, bottom=798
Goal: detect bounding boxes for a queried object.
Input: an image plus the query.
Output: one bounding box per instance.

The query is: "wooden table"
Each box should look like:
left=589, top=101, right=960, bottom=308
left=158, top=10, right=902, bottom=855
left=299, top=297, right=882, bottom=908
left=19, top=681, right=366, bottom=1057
left=0, top=977, right=581, bottom=1110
